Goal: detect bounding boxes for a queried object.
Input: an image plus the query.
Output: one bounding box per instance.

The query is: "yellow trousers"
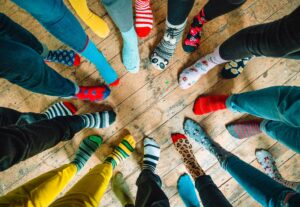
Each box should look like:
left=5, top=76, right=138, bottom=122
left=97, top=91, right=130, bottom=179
left=0, top=163, right=113, bottom=207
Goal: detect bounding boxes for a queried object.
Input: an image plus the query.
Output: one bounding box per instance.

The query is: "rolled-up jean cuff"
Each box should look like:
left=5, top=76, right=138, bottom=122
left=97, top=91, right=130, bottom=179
left=260, top=119, right=270, bottom=133
left=61, top=82, right=79, bottom=98
left=225, top=95, right=237, bottom=112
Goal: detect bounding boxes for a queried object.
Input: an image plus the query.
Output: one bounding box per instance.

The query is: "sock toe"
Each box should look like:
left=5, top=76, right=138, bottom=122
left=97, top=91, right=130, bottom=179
left=73, top=54, right=81, bottom=66
left=182, top=44, right=197, bottom=53
left=171, top=133, right=187, bottom=144
left=225, top=124, right=240, bottom=139
left=109, top=78, right=120, bottom=87
left=136, top=28, right=151, bottom=38
left=124, top=135, right=136, bottom=150
left=108, top=110, right=117, bottom=124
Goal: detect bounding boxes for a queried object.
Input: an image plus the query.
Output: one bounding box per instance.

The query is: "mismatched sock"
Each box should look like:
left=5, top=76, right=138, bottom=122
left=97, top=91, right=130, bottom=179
left=112, top=172, right=134, bottom=206
left=75, top=85, right=111, bottom=102
left=135, top=0, right=153, bottom=38
left=79, top=110, right=116, bottom=129
left=143, top=137, right=160, bottom=173
left=177, top=173, right=201, bottom=207
left=43, top=102, right=77, bottom=119
left=171, top=133, right=205, bottom=179
left=221, top=56, right=254, bottom=79
left=226, top=120, right=262, bottom=139
left=44, top=49, right=80, bottom=66
left=193, top=95, right=229, bottom=115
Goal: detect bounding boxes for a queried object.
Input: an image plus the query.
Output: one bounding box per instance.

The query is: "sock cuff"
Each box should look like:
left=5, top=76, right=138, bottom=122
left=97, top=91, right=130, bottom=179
left=166, top=18, right=187, bottom=28
left=171, top=133, right=187, bottom=143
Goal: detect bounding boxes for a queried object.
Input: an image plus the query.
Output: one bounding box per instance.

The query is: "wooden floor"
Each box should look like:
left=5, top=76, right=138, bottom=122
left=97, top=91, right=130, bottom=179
left=1, top=0, right=300, bottom=206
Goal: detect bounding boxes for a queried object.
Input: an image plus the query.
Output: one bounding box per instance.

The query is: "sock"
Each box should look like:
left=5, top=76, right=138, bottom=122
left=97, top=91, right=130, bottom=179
left=43, top=101, right=77, bottom=119
left=177, top=173, right=201, bottom=207
left=179, top=47, right=227, bottom=89
left=75, top=85, right=111, bottom=102
left=256, top=149, right=300, bottom=192
left=184, top=118, right=232, bottom=166
left=171, top=133, right=205, bottom=179
left=221, top=56, right=253, bottom=79
left=44, top=49, right=81, bottom=66
left=72, top=135, right=103, bottom=171
left=193, top=95, right=229, bottom=115
left=183, top=9, right=207, bottom=53
left=121, top=27, right=140, bottom=73
left=79, top=110, right=116, bottom=128
left=135, top=0, right=153, bottom=38
left=143, top=137, right=160, bottom=173
left=226, top=120, right=262, bottom=139
left=68, top=0, right=109, bottom=38
left=150, top=19, right=186, bottom=70
left=105, top=135, right=136, bottom=169
left=80, top=39, right=119, bottom=86
left=112, top=172, right=134, bottom=206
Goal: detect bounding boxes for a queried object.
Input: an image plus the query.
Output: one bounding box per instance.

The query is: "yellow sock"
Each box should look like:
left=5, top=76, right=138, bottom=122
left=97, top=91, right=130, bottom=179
left=68, top=0, right=109, bottom=38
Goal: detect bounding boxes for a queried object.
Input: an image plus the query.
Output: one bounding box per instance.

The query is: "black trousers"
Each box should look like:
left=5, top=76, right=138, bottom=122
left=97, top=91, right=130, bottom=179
left=219, top=6, right=300, bottom=60
left=135, top=170, right=170, bottom=207
left=0, top=107, right=84, bottom=171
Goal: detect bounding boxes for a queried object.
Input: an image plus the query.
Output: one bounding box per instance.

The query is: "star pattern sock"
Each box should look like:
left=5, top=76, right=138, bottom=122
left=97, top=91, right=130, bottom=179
left=226, top=120, right=262, bottom=139
left=121, top=27, right=140, bottom=73
left=179, top=47, right=227, bottom=89
left=79, top=110, right=116, bottom=128
left=193, top=95, right=229, bottom=115
left=171, top=133, right=205, bottom=179
left=221, top=56, right=254, bottom=79
left=143, top=137, right=160, bottom=173
left=72, top=135, right=103, bottom=171
left=105, top=135, right=136, bottom=169
left=135, top=0, right=153, bottom=38
left=256, top=149, right=300, bottom=192
left=75, top=85, right=111, bottom=102
left=177, top=173, right=201, bottom=207
left=184, top=118, right=232, bottom=166
left=150, top=20, right=186, bottom=70
left=112, top=172, right=135, bottom=206
left=43, top=101, right=77, bottom=119
left=44, top=49, right=80, bottom=66
left=183, top=9, right=207, bottom=53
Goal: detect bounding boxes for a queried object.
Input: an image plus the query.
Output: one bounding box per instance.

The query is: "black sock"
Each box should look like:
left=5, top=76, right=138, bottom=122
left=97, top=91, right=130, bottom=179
left=167, top=0, right=195, bottom=25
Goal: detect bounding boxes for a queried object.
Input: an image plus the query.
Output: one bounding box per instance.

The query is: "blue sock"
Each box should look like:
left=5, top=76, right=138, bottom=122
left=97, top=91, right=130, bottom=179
left=81, top=39, right=119, bottom=85
left=121, top=27, right=140, bottom=73
left=177, top=173, right=201, bottom=207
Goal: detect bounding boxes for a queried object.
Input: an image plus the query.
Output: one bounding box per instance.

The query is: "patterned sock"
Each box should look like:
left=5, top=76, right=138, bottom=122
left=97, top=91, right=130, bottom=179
left=135, top=0, right=153, bottom=38
left=121, top=27, right=140, bottom=73
left=179, top=47, right=227, bottom=89
left=256, top=149, right=300, bottom=192
left=171, top=133, right=205, bottom=179
left=143, top=137, right=160, bottom=173
left=226, top=120, right=262, bottom=139
left=193, top=95, right=229, bottom=115
left=183, top=9, right=207, bottom=53
left=221, top=56, right=254, bottom=79
left=177, top=173, right=201, bottom=207
left=105, top=135, right=136, bottom=169
left=184, top=118, right=232, bottom=166
left=72, top=135, right=103, bottom=171
left=44, top=49, right=81, bottom=66
left=112, top=172, right=134, bottom=206
left=150, top=19, right=186, bottom=70
left=79, top=110, right=116, bottom=128
left=43, top=102, right=77, bottom=119
left=75, top=85, right=111, bottom=102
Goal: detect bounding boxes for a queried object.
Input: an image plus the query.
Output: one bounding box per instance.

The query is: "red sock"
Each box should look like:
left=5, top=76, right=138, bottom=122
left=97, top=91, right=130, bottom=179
left=171, top=133, right=187, bottom=144
left=75, top=85, right=111, bottom=102
left=193, top=95, right=229, bottom=115
left=73, top=54, right=81, bottom=66
left=135, top=0, right=153, bottom=38
left=109, top=78, right=120, bottom=87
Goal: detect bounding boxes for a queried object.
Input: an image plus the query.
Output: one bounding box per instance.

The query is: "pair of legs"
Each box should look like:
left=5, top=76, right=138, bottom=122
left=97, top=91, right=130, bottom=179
left=179, top=6, right=300, bottom=89
left=11, top=0, right=119, bottom=86
left=0, top=102, right=116, bottom=171
left=0, top=134, right=136, bottom=206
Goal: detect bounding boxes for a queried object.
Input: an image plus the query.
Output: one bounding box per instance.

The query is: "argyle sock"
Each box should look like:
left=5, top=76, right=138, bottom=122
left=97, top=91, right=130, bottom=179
left=105, top=135, right=136, bottom=169
left=183, top=9, right=207, bottom=53
left=75, top=85, right=111, bottom=102
left=221, top=56, right=254, bottom=79
left=72, top=135, right=103, bottom=171
left=79, top=110, right=116, bottom=128
left=177, top=173, right=201, bottom=207
left=226, top=120, right=262, bottom=139
left=150, top=19, right=186, bottom=70
left=112, top=172, right=135, bottom=206
left=43, top=101, right=77, bottom=119
left=135, top=0, right=153, bottom=38
left=171, top=133, right=205, bottom=179
left=44, top=49, right=81, bottom=66
left=193, top=95, right=229, bottom=115
left=142, top=137, right=160, bottom=173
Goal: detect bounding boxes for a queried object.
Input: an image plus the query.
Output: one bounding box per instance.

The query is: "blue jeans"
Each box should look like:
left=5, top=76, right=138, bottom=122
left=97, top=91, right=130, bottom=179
left=223, top=155, right=300, bottom=207
left=0, top=14, right=77, bottom=97
left=226, top=86, right=300, bottom=153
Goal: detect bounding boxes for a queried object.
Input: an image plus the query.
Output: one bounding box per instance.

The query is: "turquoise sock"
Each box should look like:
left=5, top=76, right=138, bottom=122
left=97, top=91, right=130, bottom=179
left=81, top=39, right=119, bottom=85
left=121, top=27, right=140, bottom=73
left=177, top=173, right=201, bottom=207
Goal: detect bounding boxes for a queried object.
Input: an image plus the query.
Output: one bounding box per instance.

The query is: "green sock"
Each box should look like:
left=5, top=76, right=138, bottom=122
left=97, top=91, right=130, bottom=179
left=72, top=135, right=103, bottom=171
left=112, top=172, right=134, bottom=206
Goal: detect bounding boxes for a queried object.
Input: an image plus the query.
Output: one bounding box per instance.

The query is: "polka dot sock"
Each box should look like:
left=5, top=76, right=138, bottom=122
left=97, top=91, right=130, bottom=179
left=44, top=49, right=80, bottom=66
left=75, top=85, right=111, bottom=102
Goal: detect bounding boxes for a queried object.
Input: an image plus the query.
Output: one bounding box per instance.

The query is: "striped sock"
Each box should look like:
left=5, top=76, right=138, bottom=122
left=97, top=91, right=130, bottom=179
left=43, top=102, right=77, bottom=119
left=135, top=0, right=153, bottom=38
left=143, top=137, right=160, bottom=173
left=226, top=120, right=262, bottom=139
left=105, top=135, right=136, bottom=169
left=79, top=111, right=116, bottom=128
left=72, top=135, right=103, bottom=171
